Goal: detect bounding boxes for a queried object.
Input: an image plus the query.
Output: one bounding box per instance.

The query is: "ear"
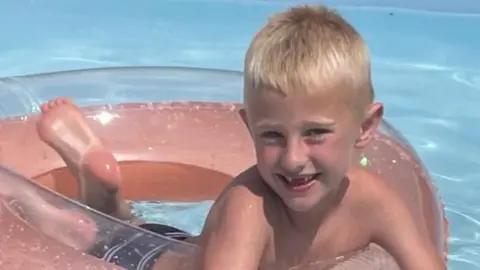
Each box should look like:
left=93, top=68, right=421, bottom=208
left=355, top=102, right=384, bottom=149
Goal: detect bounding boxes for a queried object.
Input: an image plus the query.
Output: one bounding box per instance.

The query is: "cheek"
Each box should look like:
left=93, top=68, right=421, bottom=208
left=255, top=144, right=281, bottom=166
left=312, top=137, right=353, bottom=166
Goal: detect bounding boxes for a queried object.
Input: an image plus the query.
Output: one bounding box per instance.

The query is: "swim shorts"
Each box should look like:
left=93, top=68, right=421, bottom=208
left=89, top=223, right=190, bottom=270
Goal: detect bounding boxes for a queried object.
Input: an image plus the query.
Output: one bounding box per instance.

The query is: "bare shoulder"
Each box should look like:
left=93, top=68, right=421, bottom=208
left=344, top=167, right=413, bottom=242
left=348, top=168, right=411, bottom=234
left=203, top=165, right=276, bottom=232
left=343, top=168, right=394, bottom=219
left=347, top=167, right=445, bottom=269
left=194, top=166, right=274, bottom=270
left=347, top=167, right=403, bottom=217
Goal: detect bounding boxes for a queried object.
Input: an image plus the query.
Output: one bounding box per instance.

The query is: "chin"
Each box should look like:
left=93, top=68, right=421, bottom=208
left=282, top=197, right=321, bottom=213
left=270, top=182, right=328, bottom=212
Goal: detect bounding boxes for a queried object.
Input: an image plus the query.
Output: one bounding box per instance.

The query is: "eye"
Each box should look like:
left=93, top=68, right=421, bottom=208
left=259, top=131, right=284, bottom=145
left=260, top=131, right=283, bottom=139
left=303, top=128, right=329, bottom=141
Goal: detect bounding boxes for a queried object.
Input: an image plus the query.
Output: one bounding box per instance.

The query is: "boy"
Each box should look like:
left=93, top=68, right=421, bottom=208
left=32, top=4, right=445, bottom=270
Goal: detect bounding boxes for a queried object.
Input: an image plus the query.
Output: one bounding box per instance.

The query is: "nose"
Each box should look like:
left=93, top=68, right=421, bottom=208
left=280, top=139, right=308, bottom=174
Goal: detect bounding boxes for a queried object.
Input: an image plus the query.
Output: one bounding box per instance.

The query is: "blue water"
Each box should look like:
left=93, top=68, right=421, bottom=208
left=0, top=0, right=479, bottom=269
left=131, top=200, right=214, bottom=236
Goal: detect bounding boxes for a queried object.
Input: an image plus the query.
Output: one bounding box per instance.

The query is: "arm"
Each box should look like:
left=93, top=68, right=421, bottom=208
left=368, top=180, right=446, bottom=270
left=195, top=177, right=270, bottom=270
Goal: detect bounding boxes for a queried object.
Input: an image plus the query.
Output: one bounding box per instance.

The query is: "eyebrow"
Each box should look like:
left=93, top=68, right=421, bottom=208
left=254, top=119, right=336, bottom=129
left=254, top=120, right=281, bottom=129
left=303, top=120, right=335, bottom=128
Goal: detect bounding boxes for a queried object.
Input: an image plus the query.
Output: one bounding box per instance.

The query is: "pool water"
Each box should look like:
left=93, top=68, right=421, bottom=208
left=131, top=201, right=214, bottom=236
left=0, top=0, right=479, bottom=269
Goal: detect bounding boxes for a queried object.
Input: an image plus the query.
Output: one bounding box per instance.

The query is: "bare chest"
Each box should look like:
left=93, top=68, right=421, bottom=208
left=260, top=210, right=371, bottom=270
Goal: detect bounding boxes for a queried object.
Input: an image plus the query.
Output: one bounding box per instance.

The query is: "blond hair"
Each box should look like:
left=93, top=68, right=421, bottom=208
left=244, top=5, right=374, bottom=110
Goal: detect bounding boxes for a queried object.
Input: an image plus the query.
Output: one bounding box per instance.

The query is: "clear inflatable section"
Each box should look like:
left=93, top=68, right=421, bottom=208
left=0, top=67, right=243, bottom=270
left=0, top=165, right=197, bottom=270
left=0, top=67, right=243, bottom=118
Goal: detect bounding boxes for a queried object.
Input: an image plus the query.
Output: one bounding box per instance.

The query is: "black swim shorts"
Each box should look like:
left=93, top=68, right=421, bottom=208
left=89, top=223, right=190, bottom=270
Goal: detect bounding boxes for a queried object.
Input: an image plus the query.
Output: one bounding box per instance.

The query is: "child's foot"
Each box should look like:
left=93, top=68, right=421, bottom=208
left=36, top=97, right=123, bottom=214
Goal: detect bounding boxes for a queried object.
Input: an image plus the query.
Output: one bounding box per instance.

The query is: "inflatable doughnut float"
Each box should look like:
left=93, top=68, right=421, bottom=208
left=0, top=67, right=448, bottom=269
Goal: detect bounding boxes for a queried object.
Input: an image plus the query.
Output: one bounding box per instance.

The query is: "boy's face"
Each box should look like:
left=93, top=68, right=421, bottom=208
left=241, top=88, right=382, bottom=212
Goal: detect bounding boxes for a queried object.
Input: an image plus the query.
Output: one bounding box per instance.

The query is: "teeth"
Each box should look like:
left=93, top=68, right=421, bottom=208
left=285, top=175, right=315, bottom=183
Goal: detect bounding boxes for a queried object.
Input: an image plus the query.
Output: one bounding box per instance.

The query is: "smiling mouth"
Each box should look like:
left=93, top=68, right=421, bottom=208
left=275, top=173, right=321, bottom=192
